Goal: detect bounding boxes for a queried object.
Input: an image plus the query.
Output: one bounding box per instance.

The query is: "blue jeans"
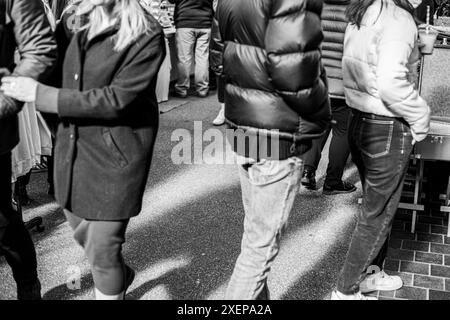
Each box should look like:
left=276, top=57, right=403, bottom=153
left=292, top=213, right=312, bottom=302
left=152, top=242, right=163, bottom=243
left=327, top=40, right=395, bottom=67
left=175, top=28, right=211, bottom=95
left=226, top=156, right=303, bottom=300
left=337, top=110, right=414, bottom=294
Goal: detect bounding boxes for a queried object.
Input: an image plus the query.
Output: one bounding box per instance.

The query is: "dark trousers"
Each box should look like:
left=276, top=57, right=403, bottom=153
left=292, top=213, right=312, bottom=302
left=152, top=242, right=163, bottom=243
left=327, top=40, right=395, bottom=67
left=64, top=210, right=129, bottom=295
left=217, top=75, right=225, bottom=104
left=337, top=110, right=413, bottom=294
left=0, top=152, right=38, bottom=287
left=302, top=99, right=351, bottom=186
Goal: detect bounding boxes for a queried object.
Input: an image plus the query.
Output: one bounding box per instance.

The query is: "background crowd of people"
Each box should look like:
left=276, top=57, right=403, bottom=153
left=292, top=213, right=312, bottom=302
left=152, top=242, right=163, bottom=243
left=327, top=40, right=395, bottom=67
left=0, top=0, right=441, bottom=300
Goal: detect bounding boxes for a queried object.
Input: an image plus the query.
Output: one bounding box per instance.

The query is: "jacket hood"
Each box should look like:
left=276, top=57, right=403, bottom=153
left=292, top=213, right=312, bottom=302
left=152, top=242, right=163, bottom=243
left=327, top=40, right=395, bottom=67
left=324, top=0, right=350, bottom=4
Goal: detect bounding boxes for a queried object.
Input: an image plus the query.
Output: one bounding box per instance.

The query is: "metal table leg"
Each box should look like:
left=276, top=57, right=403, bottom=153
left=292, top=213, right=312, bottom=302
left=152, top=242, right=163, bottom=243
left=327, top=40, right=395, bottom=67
left=411, top=159, right=424, bottom=233
left=440, top=175, right=450, bottom=238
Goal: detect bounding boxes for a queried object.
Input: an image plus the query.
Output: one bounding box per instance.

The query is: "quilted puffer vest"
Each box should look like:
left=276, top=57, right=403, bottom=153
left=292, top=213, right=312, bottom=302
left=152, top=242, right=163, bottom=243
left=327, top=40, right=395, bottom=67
left=322, top=0, right=350, bottom=98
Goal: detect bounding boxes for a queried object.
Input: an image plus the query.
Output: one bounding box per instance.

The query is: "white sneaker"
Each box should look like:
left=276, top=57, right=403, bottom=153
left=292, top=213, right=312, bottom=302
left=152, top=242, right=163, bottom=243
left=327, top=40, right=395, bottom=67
left=360, top=270, right=403, bottom=293
left=330, top=290, right=377, bottom=300
left=213, top=105, right=225, bottom=126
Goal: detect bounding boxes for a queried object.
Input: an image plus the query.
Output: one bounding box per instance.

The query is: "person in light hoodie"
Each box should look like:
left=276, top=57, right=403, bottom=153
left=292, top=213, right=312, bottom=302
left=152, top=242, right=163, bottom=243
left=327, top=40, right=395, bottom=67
left=332, top=0, right=430, bottom=300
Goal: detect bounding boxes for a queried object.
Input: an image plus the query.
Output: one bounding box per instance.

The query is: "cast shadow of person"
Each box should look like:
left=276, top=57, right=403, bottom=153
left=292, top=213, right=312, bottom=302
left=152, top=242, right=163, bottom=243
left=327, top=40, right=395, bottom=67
left=44, top=168, right=361, bottom=300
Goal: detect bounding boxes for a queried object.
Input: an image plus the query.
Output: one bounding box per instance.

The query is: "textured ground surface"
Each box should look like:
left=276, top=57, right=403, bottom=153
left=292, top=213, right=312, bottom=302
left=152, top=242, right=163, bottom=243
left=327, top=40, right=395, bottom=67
left=0, top=94, right=366, bottom=300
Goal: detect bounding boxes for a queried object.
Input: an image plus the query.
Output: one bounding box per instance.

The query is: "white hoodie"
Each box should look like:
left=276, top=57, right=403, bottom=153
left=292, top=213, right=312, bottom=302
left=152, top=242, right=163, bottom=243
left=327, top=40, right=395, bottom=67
left=343, top=0, right=431, bottom=142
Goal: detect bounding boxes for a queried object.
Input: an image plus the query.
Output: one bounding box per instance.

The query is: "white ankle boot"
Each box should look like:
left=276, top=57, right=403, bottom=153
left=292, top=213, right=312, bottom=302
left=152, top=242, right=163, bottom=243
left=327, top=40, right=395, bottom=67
left=213, top=104, right=225, bottom=126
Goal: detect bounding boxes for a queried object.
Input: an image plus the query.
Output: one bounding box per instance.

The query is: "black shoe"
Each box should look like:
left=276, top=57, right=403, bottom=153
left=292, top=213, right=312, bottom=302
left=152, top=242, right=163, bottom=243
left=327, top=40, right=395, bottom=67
left=323, top=181, right=357, bottom=195
left=301, top=169, right=317, bottom=190
left=17, top=279, right=42, bottom=300
left=173, top=91, right=188, bottom=98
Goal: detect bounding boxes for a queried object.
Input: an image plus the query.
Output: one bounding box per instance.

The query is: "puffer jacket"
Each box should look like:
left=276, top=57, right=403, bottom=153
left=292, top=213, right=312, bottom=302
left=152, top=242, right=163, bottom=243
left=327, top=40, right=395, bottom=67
left=343, top=0, right=430, bottom=142
left=217, top=0, right=331, bottom=160
left=209, top=0, right=222, bottom=75
left=209, top=16, right=222, bottom=77
left=0, top=0, right=57, bottom=154
left=322, top=0, right=350, bottom=98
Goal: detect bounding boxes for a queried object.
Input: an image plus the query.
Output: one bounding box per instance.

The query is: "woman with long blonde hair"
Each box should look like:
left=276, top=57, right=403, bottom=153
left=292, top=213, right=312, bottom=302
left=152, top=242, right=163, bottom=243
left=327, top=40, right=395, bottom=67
left=2, top=0, right=166, bottom=300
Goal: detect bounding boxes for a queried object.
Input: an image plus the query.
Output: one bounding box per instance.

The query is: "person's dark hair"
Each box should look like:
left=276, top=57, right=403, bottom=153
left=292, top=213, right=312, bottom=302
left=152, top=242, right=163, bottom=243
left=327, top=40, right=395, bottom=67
left=346, top=0, right=415, bottom=28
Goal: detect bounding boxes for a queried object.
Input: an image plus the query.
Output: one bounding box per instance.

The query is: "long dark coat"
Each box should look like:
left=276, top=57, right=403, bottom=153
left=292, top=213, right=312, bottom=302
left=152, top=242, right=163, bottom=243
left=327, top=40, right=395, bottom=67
left=43, top=17, right=165, bottom=220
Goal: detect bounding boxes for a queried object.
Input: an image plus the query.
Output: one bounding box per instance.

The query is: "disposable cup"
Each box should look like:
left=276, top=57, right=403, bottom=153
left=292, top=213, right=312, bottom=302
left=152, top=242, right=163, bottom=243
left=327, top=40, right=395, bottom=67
left=419, top=28, right=439, bottom=54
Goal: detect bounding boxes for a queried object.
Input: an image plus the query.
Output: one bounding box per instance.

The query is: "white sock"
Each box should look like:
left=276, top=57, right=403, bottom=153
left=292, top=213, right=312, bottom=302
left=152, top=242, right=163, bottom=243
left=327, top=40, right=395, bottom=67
left=95, top=288, right=124, bottom=300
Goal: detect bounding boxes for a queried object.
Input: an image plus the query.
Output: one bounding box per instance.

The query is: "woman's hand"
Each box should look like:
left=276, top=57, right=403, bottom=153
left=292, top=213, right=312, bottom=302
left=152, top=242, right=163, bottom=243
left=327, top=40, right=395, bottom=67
left=0, top=76, right=38, bottom=103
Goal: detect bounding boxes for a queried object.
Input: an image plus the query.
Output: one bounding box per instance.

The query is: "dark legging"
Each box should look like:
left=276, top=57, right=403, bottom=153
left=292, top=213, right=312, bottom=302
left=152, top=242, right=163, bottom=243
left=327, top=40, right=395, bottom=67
left=64, top=210, right=129, bottom=295
left=217, top=75, right=225, bottom=104
left=0, top=152, right=39, bottom=288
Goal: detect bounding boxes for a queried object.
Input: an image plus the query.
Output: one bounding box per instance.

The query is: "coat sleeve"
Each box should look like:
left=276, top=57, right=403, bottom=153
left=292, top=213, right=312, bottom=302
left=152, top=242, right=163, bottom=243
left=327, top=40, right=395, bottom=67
left=376, top=17, right=430, bottom=142
left=54, top=31, right=166, bottom=120
left=11, top=0, right=57, bottom=80
left=0, top=0, right=57, bottom=119
left=264, top=0, right=329, bottom=118
left=209, top=14, right=223, bottom=76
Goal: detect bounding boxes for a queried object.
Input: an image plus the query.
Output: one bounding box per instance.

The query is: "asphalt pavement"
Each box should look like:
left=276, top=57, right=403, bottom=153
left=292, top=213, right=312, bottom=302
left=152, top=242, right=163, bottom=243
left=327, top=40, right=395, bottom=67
left=0, top=94, right=362, bottom=300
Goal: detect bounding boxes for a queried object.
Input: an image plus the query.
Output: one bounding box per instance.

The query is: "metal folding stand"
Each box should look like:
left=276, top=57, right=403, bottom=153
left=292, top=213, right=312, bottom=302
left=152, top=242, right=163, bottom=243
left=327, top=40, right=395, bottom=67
left=401, top=50, right=450, bottom=237
left=403, top=126, right=450, bottom=236
left=398, top=156, right=425, bottom=234
left=440, top=175, right=450, bottom=237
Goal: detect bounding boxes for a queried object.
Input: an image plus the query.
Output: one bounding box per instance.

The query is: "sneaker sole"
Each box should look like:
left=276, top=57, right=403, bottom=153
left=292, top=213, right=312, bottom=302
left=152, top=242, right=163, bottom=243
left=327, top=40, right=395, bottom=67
left=360, top=282, right=403, bottom=293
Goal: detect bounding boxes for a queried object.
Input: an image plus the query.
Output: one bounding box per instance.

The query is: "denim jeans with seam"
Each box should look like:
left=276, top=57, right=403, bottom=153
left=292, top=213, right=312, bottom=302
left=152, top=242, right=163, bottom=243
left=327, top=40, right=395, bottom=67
left=226, top=156, right=303, bottom=300
left=337, top=110, right=414, bottom=294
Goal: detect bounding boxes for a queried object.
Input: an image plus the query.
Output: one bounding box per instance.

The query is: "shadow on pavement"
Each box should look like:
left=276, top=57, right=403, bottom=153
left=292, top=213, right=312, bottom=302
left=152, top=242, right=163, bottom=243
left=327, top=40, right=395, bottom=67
left=39, top=167, right=361, bottom=300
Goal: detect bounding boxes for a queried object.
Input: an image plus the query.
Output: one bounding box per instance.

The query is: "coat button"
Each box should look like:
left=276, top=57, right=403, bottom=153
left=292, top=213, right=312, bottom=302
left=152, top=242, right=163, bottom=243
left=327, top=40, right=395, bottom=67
left=74, top=74, right=79, bottom=81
